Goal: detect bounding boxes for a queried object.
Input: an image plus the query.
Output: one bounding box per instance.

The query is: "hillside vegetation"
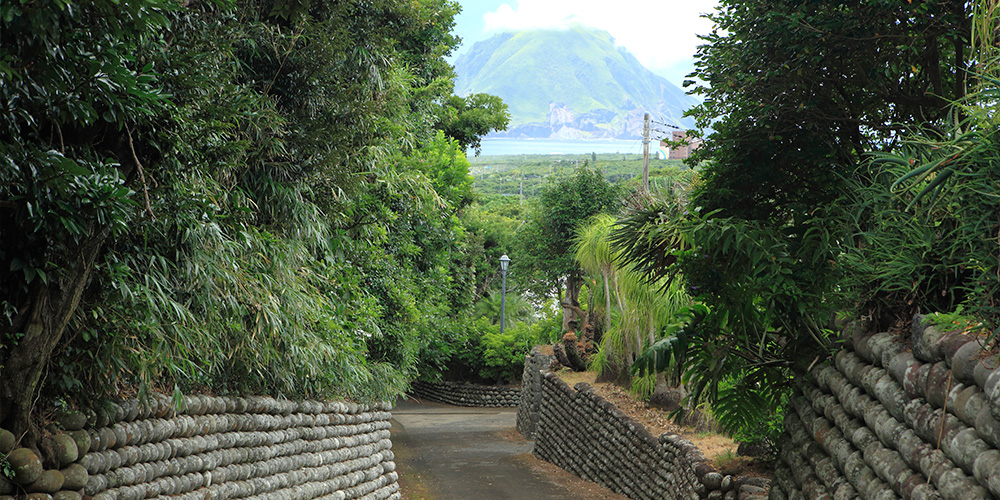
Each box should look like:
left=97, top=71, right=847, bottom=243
left=468, top=153, right=689, bottom=199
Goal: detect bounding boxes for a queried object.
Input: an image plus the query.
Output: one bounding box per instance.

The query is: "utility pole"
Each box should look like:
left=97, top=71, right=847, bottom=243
left=519, top=180, right=523, bottom=206
left=642, top=113, right=650, bottom=193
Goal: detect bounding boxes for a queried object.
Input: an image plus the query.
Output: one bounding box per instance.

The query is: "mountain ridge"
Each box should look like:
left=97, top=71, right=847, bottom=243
left=454, top=26, right=697, bottom=140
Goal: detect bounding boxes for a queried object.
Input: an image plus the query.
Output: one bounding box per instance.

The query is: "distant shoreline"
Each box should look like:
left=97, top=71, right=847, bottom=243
left=473, top=138, right=648, bottom=157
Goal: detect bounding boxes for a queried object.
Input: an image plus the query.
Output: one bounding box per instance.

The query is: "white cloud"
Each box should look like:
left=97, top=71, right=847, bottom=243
left=482, top=0, right=718, bottom=81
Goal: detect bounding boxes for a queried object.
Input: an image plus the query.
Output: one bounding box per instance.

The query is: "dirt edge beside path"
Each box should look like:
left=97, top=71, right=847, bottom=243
left=553, top=370, right=740, bottom=463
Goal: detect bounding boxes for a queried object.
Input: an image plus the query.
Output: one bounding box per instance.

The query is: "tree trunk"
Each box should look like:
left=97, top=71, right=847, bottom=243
left=648, top=315, right=656, bottom=350
left=953, top=1, right=967, bottom=101
left=560, top=273, right=583, bottom=332
left=634, top=329, right=642, bottom=366
left=552, top=343, right=571, bottom=368
left=563, top=302, right=589, bottom=333
left=612, top=272, right=625, bottom=313
left=561, top=332, right=587, bottom=372
left=602, top=268, right=612, bottom=334
left=0, top=227, right=108, bottom=444
left=582, top=282, right=598, bottom=345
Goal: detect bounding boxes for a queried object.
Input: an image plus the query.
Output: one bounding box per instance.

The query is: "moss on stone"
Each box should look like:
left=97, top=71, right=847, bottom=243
left=55, top=411, right=87, bottom=432
left=67, top=431, right=90, bottom=457
left=47, top=434, right=78, bottom=467
left=59, top=464, right=87, bottom=491
left=7, top=447, right=43, bottom=485
left=26, top=469, right=64, bottom=494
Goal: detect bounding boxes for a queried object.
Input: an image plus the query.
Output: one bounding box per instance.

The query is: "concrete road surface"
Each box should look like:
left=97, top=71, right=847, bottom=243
left=390, top=397, right=627, bottom=500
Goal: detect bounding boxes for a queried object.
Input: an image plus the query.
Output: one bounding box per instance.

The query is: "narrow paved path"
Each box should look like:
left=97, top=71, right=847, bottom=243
left=390, top=397, right=627, bottom=500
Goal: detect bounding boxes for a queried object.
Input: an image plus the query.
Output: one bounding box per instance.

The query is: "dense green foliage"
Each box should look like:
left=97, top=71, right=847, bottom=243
left=436, top=94, right=510, bottom=156
left=678, top=0, right=982, bottom=337
left=416, top=309, right=561, bottom=384
left=515, top=165, right=622, bottom=330
left=459, top=196, right=523, bottom=298
left=413, top=261, right=563, bottom=385
left=454, top=26, right=696, bottom=137
left=413, top=159, right=683, bottom=386
left=688, top=0, right=970, bottom=221
left=574, top=211, right=693, bottom=395
left=6, top=0, right=993, bottom=458
left=842, top=79, right=1000, bottom=339
left=611, top=0, right=997, bottom=446
left=0, top=0, right=509, bottom=438
left=414, top=160, right=645, bottom=385
left=469, top=153, right=687, bottom=199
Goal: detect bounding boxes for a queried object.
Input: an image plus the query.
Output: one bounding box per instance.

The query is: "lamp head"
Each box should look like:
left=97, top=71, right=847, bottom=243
left=499, top=254, right=510, bottom=272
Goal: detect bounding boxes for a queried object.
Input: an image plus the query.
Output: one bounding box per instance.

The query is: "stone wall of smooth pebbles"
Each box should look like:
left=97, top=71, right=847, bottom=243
left=531, top=373, right=769, bottom=500
left=769, top=315, right=1000, bottom=500
left=408, top=381, right=520, bottom=408
left=2, top=394, right=399, bottom=500
left=516, top=347, right=556, bottom=439
left=1, top=410, right=92, bottom=500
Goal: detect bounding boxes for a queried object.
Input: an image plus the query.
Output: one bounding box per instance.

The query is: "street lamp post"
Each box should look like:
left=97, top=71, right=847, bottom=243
left=499, top=254, right=510, bottom=334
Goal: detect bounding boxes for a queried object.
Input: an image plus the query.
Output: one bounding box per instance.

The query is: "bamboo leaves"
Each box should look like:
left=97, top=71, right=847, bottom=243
left=2, top=0, right=503, bottom=427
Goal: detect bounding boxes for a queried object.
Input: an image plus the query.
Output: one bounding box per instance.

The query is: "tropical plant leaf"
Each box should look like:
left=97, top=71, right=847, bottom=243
left=713, top=382, right=768, bottom=436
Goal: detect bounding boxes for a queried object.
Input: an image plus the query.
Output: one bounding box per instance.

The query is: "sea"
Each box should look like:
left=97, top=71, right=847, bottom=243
left=474, top=138, right=648, bottom=157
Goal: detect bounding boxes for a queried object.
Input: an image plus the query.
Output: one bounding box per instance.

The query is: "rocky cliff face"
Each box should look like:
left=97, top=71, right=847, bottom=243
left=454, top=27, right=697, bottom=140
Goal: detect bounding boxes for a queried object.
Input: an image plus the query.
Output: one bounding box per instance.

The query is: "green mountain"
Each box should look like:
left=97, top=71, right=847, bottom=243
left=454, top=26, right=698, bottom=140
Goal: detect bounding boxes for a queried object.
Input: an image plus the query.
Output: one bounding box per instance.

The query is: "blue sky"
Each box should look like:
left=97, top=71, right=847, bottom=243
left=449, top=0, right=720, bottom=85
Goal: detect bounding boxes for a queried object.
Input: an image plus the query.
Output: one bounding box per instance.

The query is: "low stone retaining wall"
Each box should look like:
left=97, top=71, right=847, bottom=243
left=532, top=373, right=768, bottom=500
left=408, top=380, right=520, bottom=407
left=770, top=316, right=1000, bottom=499
left=516, top=347, right=556, bottom=438
left=2, top=394, right=398, bottom=500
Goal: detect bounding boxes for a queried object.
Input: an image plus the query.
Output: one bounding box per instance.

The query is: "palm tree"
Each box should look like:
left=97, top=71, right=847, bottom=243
left=574, top=214, right=618, bottom=334
left=474, top=290, right=533, bottom=326
left=574, top=211, right=692, bottom=392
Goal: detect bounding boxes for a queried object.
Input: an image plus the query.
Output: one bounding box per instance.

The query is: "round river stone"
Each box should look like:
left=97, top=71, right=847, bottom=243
left=0, top=429, right=15, bottom=454
left=56, top=411, right=88, bottom=432
left=49, top=434, right=79, bottom=467
left=68, top=430, right=90, bottom=457
left=26, top=469, right=64, bottom=494
left=8, top=447, right=43, bottom=485
left=60, top=463, right=88, bottom=491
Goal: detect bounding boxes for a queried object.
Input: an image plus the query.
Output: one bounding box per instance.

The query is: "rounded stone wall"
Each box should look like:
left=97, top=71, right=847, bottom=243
left=516, top=346, right=556, bottom=438
left=530, top=372, right=768, bottom=500
left=408, top=381, right=520, bottom=407
left=769, top=316, right=1000, bottom=500
left=1, top=410, right=92, bottom=500
left=2, top=394, right=399, bottom=500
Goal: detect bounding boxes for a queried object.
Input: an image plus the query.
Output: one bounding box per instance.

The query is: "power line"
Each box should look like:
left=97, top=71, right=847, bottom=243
left=652, top=127, right=681, bottom=135
left=651, top=120, right=683, bottom=130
